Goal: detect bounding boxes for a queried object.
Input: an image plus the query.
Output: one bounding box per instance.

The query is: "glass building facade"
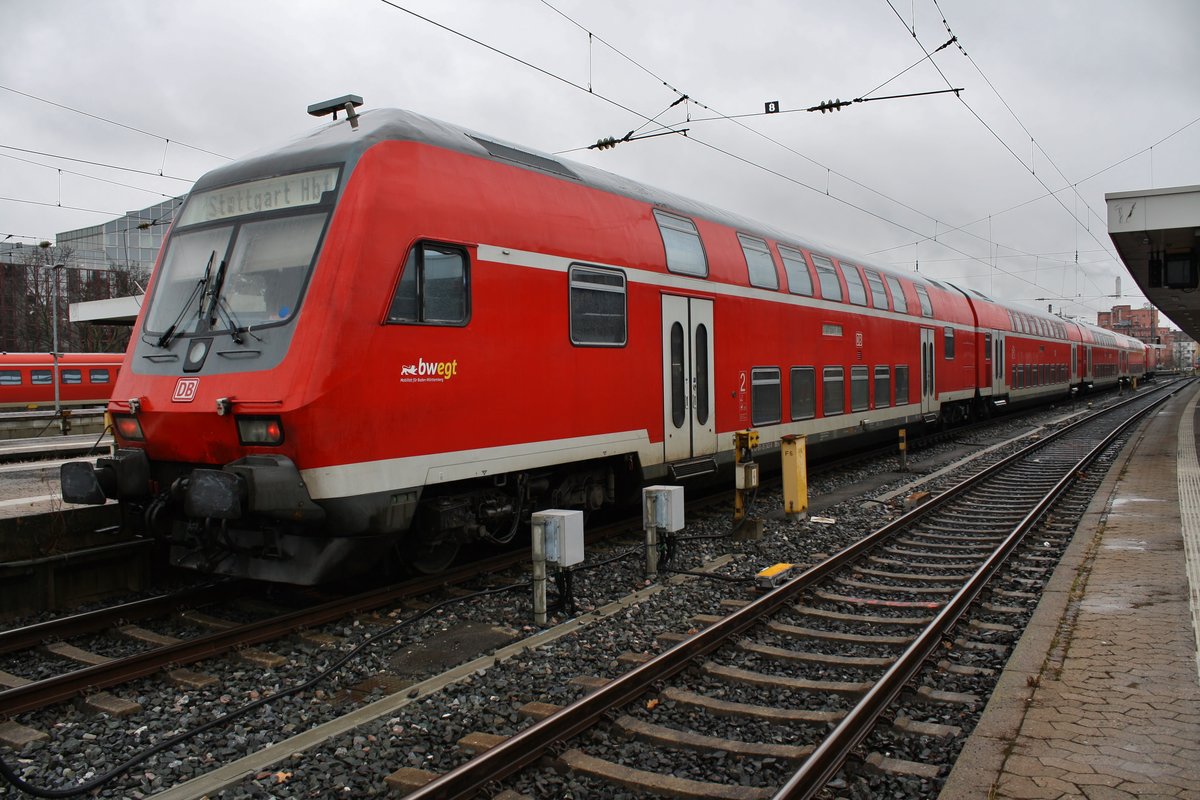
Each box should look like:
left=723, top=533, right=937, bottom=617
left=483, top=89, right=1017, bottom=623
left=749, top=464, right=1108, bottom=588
left=54, top=197, right=183, bottom=270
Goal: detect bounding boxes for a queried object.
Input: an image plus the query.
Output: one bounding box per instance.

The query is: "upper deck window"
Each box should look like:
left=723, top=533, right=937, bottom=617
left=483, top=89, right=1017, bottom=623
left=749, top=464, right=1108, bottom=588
left=885, top=276, right=908, bottom=313
left=811, top=255, right=842, bottom=302
left=842, top=264, right=868, bottom=306
left=778, top=246, right=813, bottom=296
left=915, top=284, right=933, bottom=317
left=0, top=370, right=19, bottom=386
left=653, top=210, right=708, bottom=277
left=864, top=269, right=888, bottom=309
left=737, top=234, right=778, bottom=289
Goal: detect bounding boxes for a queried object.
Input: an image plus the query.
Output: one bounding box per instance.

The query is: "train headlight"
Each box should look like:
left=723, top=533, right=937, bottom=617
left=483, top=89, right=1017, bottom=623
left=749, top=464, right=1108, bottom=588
left=237, top=416, right=284, bottom=446
left=112, top=414, right=144, bottom=441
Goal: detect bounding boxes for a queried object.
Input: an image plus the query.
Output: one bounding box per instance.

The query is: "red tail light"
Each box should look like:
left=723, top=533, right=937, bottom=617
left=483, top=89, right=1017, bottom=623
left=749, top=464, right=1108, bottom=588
left=237, top=416, right=284, bottom=446
left=112, top=414, right=144, bottom=441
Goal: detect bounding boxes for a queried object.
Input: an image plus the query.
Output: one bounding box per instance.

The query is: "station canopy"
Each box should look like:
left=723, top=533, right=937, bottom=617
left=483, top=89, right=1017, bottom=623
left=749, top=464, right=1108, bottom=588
left=1107, top=185, right=1200, bottom=341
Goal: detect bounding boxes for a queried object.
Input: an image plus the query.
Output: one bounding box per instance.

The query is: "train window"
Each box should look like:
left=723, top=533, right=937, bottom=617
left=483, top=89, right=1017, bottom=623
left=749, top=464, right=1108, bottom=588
left=894, top=366, right=909, bottom=405
left=695, top=326, right=710, bottom=425
left=983, top=333, right=993, bottom=360
left=885, top=276, right=908, bottom=313
left=944, top=327, right=955, bottom=359
left=31, top=370, right=51, bottom=385
left=670, top=323, right=685, bottom=428
left=569, top=265, right=626, bottom=346
left=778, top=246, right=813, bottom=296
left=822, top=323, right=843, bottom=337
left=790, top=367, right=816, bottom=420
left=811, top=255, right=842, bottom=302
left=915, top=285, right=933, bottom=317
left=850, top=366, right=869, bottom=411
left=864, top=270, right=888, bottom=309
left=61, top=369, right=82, bottom=384
left=822, top=367, right=845, bottom=416
left=737, top=234, right=778, bottom=289
left=874, top=366, right=890, bottom=407
left=89, top=369, right=111, bottom=384
left=388, top=242, right=469, bottom=325
left=653, top=210, right=708, bottom=277
left=0, top=370, right=20, bottom=385
left=842, top=264, right=868, bottom=306
left=751, top=367, right=781, bottom=426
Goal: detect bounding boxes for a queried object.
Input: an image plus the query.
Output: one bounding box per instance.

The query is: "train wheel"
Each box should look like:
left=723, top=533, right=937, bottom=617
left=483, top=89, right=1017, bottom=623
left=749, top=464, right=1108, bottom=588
left=404, top=538, right=460, bottom=574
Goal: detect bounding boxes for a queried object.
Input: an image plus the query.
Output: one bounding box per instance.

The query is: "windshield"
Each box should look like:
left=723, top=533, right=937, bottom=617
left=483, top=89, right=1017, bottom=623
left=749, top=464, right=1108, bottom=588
left=144, top=211, right=327, bottom=336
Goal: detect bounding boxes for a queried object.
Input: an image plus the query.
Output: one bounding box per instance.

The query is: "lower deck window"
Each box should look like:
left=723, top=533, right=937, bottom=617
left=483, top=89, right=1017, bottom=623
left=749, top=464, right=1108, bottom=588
left=823, top=367, right=845, bottom=416
left=894, top=365, right=909, bottom=405
left=873, top=366, right=890, bottom=407
left=751, top=367, right=781, bottom=426
left=790, top=367, right=815, bottom=420
left=851, top=366, right=869, bottom=411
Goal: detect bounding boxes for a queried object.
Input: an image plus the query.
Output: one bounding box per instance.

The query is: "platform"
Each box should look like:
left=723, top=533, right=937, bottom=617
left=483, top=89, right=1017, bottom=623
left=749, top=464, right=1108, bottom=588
left=940, top=380, right=1200, bottom=799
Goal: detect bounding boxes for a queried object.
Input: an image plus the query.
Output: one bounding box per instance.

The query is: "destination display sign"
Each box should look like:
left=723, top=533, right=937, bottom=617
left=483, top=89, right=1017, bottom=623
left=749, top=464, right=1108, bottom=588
left=178, top=167, right=340, bottom=225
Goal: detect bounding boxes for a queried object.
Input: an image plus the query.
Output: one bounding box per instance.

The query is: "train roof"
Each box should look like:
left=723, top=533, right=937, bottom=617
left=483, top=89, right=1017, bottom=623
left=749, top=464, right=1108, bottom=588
left=193, top=106, right=935, bottom=289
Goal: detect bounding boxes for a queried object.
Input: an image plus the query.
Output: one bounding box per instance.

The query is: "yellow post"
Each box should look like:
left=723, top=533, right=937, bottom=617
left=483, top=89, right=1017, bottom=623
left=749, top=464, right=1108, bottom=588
left=733, top=430, right=759, bottom=521
left=781, top=434, right=808, bottom=520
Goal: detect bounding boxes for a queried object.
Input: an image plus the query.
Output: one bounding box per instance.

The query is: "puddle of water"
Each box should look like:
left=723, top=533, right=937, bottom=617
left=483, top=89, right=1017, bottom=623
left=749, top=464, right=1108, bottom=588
left=1103, top=539, right=1148, bottom=551
left=1080, top=596, right=1133, bottom=613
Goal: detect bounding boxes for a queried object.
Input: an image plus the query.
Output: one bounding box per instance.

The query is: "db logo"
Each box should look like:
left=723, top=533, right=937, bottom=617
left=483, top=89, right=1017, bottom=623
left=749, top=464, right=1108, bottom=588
left=172, top=377, right=200, bottom=403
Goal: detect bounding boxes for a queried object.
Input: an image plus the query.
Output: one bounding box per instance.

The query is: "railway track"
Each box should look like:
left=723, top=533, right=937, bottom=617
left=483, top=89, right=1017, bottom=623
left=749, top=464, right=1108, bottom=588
left=0, top=385, right=1171, bottom=798
left=0, top=551, right=547, bottom=718
left=398, top=382, right=1178, bottom=799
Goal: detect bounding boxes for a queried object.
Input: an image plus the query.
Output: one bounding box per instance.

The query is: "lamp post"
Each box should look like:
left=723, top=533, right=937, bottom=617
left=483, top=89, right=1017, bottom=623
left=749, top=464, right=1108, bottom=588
left=51, top=262, right=64, bottom=420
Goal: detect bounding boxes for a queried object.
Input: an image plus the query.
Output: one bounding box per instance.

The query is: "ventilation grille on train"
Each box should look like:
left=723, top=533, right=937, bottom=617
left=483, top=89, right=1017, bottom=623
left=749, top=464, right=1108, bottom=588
left=467, top=135, right=579, bottom=180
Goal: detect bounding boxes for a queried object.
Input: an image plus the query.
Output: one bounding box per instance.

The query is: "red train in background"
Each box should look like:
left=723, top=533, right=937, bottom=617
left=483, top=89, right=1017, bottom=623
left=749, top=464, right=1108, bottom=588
left=0, top=352, right=122, bottom=410
left=61, top=101, right=1150, bottom=584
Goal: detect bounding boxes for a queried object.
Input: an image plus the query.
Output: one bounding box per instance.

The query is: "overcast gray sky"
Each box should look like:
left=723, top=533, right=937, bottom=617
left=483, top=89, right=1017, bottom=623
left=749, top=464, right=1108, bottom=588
left=3, top=0, right=1198, bottom=326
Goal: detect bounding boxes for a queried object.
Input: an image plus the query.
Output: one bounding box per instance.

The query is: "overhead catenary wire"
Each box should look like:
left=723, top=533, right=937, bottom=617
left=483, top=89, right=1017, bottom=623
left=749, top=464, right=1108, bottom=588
left=374, top=0, right=1141, bottom=316
left=532, top=2, right=1125, bottom=314
left=0, top=83, right=231, bottom=162
left=0, top=143, right=195, bottom=183
left=882, top=0, right=1112, bottom=304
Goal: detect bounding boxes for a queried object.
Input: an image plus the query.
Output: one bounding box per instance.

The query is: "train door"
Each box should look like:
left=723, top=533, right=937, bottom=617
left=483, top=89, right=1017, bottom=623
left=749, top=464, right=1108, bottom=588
left=920, top=327, right=937, bottom=415
left=661, top=295, right=717, bottom=462
left=1071, top=344, right=1077, bottom=383
left=992, top=331, right=1006, bottom=394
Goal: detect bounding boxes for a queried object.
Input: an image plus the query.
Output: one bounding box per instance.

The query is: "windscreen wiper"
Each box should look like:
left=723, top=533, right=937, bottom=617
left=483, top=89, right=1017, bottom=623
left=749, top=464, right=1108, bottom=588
left=203, top=257, right=229, bottom=327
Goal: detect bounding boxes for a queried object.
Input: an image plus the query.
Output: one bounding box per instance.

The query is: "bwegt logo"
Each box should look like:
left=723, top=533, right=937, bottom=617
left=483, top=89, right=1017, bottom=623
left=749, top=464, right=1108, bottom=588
left=400, top=358, right=459, bottom=380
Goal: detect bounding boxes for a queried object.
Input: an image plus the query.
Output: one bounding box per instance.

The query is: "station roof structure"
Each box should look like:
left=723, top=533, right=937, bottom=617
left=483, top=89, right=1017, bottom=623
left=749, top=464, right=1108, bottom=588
left=1106, top=184, right=1200, bottom=341
left=69, top=294, right=142, bottom=325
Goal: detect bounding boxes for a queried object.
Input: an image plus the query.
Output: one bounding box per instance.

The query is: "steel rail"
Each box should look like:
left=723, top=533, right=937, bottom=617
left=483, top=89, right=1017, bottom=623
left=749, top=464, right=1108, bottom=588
left=401, top=384, right=1180, bottom=800
left=0, top=548, right=533, bottom=716
left=0, top=577, right=243, bottom=655
left=772, top=387, right=1178, bottom=798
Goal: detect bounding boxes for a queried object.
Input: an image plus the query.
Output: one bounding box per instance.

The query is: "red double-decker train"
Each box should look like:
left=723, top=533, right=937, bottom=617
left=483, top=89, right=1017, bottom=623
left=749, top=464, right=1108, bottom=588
left=61, top=102, right=1149, bottom=584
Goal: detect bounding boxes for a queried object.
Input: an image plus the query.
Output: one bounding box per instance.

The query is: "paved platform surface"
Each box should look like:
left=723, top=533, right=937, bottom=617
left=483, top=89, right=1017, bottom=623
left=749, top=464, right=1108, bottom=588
left=941, top=381, right=1200, bottom=799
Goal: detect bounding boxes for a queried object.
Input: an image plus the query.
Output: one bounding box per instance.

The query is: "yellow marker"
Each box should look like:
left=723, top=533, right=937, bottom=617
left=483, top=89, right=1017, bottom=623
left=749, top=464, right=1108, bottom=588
left=756, top=562, right=797, bottom=588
